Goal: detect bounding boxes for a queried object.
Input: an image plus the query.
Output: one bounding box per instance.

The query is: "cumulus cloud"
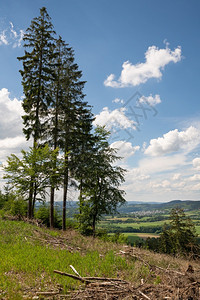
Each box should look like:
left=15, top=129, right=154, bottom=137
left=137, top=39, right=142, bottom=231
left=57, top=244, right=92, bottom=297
left=104, top=45, right=182, bottom=88
left=145, top=126, right=200, bottom=156
left=193, top=158, right=200, bottom=171
left=139, top=94, right=161, bottom=106
left=110, top=141, right=140, bottom=160
left=0, top=22, right=24, bottom=48
left=93, top=107, right=136, bottom=130
left=0, top=88, right=24, bottom=139
left=0, top=88, right=30, bottom=165
left=0, top=136, right=30, bottom=163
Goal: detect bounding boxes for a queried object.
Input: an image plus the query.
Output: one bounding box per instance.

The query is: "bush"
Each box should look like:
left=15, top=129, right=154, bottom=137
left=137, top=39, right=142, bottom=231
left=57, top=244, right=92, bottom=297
left=3, top=193, right=27, bottom=218
left=35, top=204, right=62, bottom=229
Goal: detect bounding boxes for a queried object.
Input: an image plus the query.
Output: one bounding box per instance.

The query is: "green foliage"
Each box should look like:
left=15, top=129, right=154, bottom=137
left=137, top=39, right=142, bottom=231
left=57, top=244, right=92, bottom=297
left=77, top=126, right=126, bottom=236
left=35, top=204, right=62, bottom=228
left=0, top=190, right=8, bottom=210
left=17, top=7, right=56, bottom=142
left=109, top=232, right=128, bottom=244
left=2, top=193, right=27, bottom=218
left=3, top=144, right=61, bottom=216
left=159, top=208, right=198, bottom=255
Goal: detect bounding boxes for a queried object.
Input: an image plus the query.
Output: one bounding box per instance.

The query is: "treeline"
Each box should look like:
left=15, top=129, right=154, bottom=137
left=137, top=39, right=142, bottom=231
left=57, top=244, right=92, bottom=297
left=2, top=7, right=126, bottom=236
left=105, top=225, right=163, bottom=234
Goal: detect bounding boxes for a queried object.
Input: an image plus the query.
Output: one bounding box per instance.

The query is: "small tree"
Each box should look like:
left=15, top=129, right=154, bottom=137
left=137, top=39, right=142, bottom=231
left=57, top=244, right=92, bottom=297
left=160, top=208, right=198, bottom=255
left=3, top=144, right=60, bottom=217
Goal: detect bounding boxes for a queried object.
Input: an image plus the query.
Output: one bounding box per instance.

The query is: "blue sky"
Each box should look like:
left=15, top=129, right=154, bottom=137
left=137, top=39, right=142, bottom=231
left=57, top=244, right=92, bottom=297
left=0, top=0, right=200, bottom=202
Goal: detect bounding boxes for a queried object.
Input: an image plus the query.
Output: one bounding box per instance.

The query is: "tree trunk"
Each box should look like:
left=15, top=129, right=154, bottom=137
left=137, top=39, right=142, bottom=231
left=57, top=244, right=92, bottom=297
left=32, top=182, right=37, bottom=218
left=50, top=186, right=55, bottom=228
left=62, top=173, right=68, bottom=231
left=92, top=214, right=97, bottom=238
left=79, top=178, right=83, bottom=215
left=28, top=181, right=33, bottom=219
left=62, top=154, right=69, bottom=231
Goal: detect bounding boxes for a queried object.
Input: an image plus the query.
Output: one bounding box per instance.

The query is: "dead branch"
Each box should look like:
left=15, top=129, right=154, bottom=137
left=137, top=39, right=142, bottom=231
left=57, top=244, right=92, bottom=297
left=54, top=270, right=90, bottom=284
left=36, top=291, right=60, bottom=295
left=83, top=276, right=129, bottom=283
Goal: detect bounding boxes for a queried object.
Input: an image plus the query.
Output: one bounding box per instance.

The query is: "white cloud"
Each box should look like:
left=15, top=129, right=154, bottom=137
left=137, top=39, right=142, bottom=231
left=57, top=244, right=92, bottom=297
left=93, top=107, right=136, bottom=130
left=0, top=136, right=30, bottom=164
left=110, top=141, right=140, bottom=160
left=10, top=22, right=17, bottom=38
left=104, top=45, right=182, bottom=88
left=112, top=98, right=124, bottom=104
left=0, top=88, right=31, bottom=165
left=0, top=88, right=24, bottom=139
left=172, top=173, right=181, bottom=181
left=139, top=94, right=161, bottom=106
left=145, top=126, right=200, bottom=156
left=152, top=180, right=171, bottom=189
left=139, top=154, right=187, bottom=174
left=126, top=168, right=150, bottom=183
left=0, top=31, right=8, bottom=45
left=188, top=174, right=200, bottom=181
left=0, top=22, right=24, bottom=48
left=193, top=158, right=200, bottom=171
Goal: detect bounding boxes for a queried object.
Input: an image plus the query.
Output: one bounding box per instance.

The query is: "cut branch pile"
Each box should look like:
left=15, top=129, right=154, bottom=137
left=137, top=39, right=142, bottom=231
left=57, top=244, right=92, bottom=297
left=52, top=250, right=200, bottom=300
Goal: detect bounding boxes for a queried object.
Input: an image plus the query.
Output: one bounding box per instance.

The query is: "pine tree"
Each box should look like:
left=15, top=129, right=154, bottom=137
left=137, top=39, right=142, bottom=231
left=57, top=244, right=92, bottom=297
left=17, top=7, right=56, bottom=218
left=53, top=41, right=89, bottom=230
left=43, top=36, right=67, bottom=227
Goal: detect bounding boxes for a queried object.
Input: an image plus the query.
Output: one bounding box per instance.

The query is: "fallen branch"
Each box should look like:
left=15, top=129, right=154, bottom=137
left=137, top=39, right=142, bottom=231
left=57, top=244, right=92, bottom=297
left=83, top=276, right=128, bottom=283
left=54, top=270, right=90, bottom=284
left=54, top=269, right=129, bottom=284
left=36, top=291, right=60, bottom=296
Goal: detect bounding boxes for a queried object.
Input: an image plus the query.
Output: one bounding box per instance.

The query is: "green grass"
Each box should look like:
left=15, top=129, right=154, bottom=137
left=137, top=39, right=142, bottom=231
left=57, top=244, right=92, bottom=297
left=0, top=219, right=137, bottom=299
left=1, top=217, right=200, bottom=299
left=103, top=220, right=168, bottom=228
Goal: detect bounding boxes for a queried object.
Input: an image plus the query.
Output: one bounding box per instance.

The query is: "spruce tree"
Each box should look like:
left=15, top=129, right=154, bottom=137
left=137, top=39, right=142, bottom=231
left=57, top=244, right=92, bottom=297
left=17, top=7, right=56, bottom=218
left=50, top=40, right=90, bottom=230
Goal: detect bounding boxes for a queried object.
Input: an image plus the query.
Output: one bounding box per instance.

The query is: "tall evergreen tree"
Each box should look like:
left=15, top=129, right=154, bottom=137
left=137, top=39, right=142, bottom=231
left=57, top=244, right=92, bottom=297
left=59, top=61, right=87, bottom=231
left=48, top=39, right=91, bottom=230
left=43, top=36, right=66, bottom=227
left=17, top=7, right=56, bottom=218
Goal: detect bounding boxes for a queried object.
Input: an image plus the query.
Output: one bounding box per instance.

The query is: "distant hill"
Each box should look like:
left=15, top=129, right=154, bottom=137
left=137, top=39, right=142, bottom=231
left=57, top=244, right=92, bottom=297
left=118, top=200, right=200, bottom=214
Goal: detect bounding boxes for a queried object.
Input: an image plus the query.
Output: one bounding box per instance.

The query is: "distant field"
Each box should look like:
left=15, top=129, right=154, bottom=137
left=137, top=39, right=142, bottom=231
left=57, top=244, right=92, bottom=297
left=123, top=232, right=159, bottom=239
left=102, top=212, right=200, bottom=238
left=103, top=220, right=168, bottom=228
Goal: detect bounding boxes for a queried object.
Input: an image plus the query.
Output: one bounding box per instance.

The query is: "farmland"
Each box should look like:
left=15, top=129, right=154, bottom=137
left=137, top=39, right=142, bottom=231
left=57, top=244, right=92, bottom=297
left=98, top=200, right=200, bottom=245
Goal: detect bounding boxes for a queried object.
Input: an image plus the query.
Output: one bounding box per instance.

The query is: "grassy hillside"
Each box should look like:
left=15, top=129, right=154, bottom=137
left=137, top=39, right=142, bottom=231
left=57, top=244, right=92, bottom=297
left=0, top=218, right=200, bottom=299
